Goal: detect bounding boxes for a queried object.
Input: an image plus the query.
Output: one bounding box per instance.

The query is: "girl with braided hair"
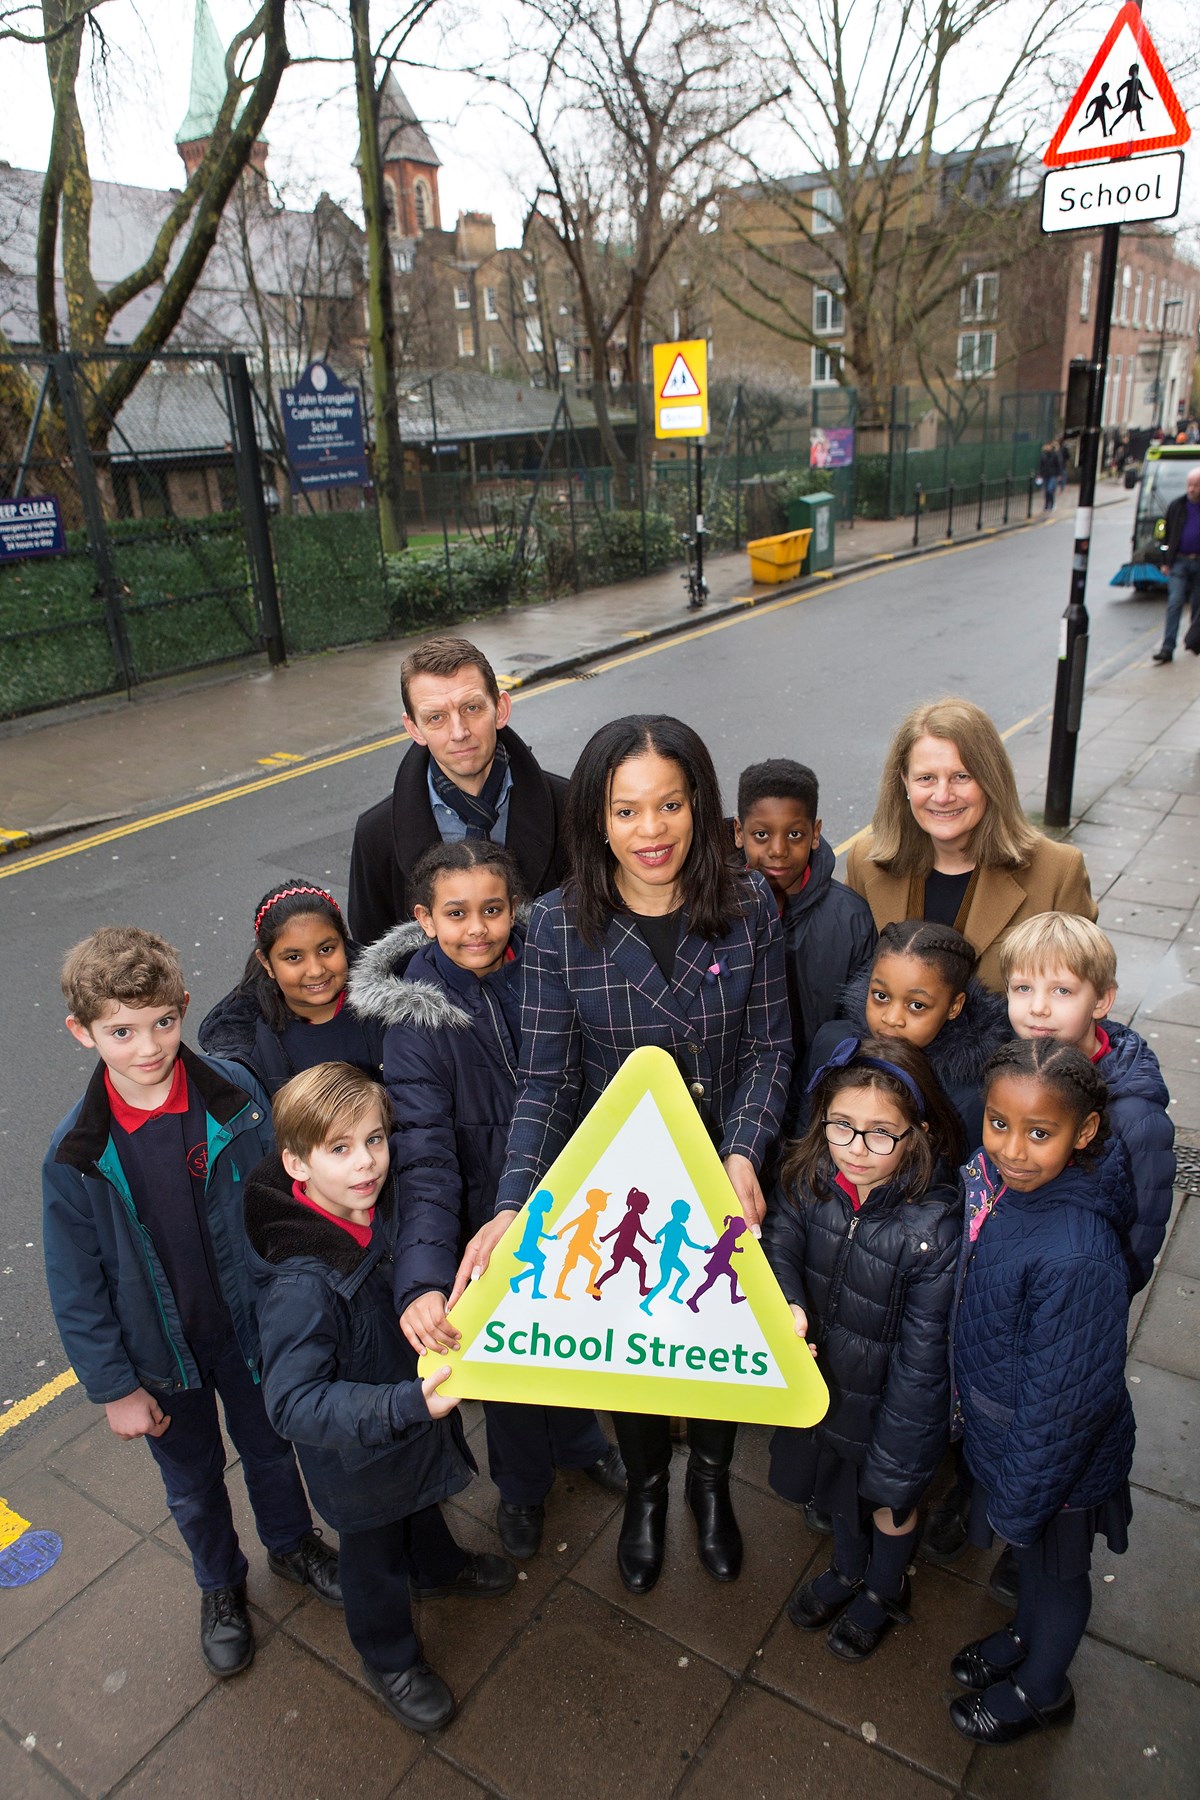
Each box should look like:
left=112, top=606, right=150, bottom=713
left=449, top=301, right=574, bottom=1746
left=947, top=1038, right=1136, bottom=1746
left=199, top=882, right=384, bottom=1094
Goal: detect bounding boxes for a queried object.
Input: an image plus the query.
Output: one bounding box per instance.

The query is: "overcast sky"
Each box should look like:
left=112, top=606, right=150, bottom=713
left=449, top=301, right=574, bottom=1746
left=2, top=0, right=1196, bottom=249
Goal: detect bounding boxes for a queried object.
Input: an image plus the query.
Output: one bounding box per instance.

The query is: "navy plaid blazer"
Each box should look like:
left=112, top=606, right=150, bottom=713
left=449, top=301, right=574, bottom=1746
left=495, top=872, right=792, bottom=1214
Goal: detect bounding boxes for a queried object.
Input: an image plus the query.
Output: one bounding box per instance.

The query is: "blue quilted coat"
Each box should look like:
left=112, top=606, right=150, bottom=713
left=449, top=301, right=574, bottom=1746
left=953, top=1138, right=1136, bottom=1547
left=1100, top=1019, right=1176, bottom=1293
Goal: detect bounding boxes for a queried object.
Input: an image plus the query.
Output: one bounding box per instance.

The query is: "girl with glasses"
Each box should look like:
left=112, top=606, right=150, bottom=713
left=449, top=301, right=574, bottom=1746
left=764, top=1036, right=964, bottom=1662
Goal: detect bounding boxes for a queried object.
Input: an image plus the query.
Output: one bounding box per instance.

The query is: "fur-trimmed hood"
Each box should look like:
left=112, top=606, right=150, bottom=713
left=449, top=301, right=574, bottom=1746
left=348, top=918, right=526, bottom=1033
left=834, top=964, right=1009, bottom=1087
left=244, top=1150, right=393, bottom=1280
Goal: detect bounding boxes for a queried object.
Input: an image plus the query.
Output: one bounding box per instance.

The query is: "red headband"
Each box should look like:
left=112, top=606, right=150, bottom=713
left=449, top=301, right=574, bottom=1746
left=254, top=885, right=341, bottom=935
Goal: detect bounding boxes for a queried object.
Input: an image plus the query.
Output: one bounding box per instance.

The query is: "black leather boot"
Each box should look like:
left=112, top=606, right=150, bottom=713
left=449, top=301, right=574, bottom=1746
left=684, top=1450, right=743, bottom=1582
left=616, top=1470, right=669, bottom=1594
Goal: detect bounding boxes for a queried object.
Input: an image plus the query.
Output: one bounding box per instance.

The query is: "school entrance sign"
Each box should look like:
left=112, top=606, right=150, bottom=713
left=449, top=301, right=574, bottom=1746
left=419, top=1048, right=829, bottom=1427
left=1044, top=2, right=1189, bottom=168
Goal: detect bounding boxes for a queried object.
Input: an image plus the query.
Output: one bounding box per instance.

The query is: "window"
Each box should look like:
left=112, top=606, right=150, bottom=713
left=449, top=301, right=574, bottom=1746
left=414, top=179, right=431, bottom=233
left=960, top=271, right=998, bottom=322
left=810, top=185, right=841, bottom=235
left=484, top=286, right=499, bottom=320
left=1133, top=269, right=1143, bottom=326
left=957, top=331, right=996, bottom=380
left=457, top=323, right=475, bottom=357
left=1080, top=250, right=1093, bottom=320
left=1107, top=355, right=1122, bottom=425
left=1119, top=264, right=1131, bottom=323
left=811, top=343, right=843, bottom=385
left=556, top=338, right=574, bottom=373
left=522, top=275, right=537, bottom=304
left=382, top=178, right=397, bottom=232
left=813, top=285, right=845, bottom=333
left=487, top=343, right=503, bottom=373
left=524, top=317, right=543, bottom=354
left=1146, top=275, right=1156, bottom=331
left=1111, top=264, right=1122, bottom=323
left=392, top=246, right=413, bottom=274
left=454, top=283, right=470, bottom=311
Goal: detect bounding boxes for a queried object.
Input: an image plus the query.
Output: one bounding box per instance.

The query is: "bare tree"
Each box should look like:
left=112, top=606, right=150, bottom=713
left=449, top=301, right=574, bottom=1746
left=720, top=0, right=1091, bottom=424
left=500, top=0, right=784, bottom=502
left=20, top=0, right=289, bottom=441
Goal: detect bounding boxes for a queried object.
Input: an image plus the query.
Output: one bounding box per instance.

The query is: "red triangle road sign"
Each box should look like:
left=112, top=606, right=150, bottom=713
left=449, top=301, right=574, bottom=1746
left=659, top=353, right=702, bottom=399
left=1044, top=1, right=1190, bottom=167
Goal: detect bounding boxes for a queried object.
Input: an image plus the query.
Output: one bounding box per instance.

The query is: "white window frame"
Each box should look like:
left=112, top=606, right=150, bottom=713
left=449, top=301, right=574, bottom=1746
left=454, top=283, right=471, bottom=311
left=810, top=185, right=841, bottom=235
left=1119, top=264, right=1131, bottom=323
left=457, top=322, right=474, bottom=358
left=960, top=270, right=998, bottom=322
left=414, top=179, right=431, bottom=233
left=812, top=285, right=845, bottom=334
left=555, top=338, right=574, bottom=373
left=956, top=331, right=996, bottom=381
left=484, top=286, right=499, bottom=321
left=524, top=317, right=544, bottom=354
left=487, top=343, right=503, bottom=373
left=1132, top=269, right=1143, bottom=327
left=1146, top=275, right=1156, bottom=330
left=522, top=275, right=538, bottom=305
left=811, top=342, right=843, bottom=385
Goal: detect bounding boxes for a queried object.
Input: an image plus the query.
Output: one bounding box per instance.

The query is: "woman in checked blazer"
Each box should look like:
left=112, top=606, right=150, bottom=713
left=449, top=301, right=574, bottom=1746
left=451, top=715, right=792, bottom=1596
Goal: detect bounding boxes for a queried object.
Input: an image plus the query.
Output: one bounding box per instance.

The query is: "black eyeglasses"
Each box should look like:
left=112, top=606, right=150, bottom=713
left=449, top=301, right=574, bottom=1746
left=822, top=1119, right=913, bottom=1155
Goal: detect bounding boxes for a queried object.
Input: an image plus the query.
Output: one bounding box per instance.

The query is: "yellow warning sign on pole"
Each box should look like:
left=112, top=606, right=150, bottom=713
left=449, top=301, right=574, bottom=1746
left=652, top=339, right=709, bottom=439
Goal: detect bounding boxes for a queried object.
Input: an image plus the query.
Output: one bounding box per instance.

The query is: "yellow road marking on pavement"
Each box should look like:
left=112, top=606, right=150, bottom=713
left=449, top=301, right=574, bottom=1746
left=0, top=826, right=32, bottom=853
left=0, top=1496, right=32, bottom=1546
left=0, top=1369, right=79, bottom=1438
left=255, top=751, right=304, bottom=767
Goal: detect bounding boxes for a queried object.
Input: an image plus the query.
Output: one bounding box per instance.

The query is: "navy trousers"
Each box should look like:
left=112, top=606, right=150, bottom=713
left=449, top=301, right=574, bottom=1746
left=483, top=1402, right=608, bottom=1505
left=145, top=1332, right=312, bottom=1592
left=339, top=1505, right=466, bottom=1674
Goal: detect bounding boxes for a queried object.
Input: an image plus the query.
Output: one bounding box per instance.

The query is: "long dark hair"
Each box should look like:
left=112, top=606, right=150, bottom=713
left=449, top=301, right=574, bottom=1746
left=983, top=1038, right=1110, bottom=1169
left=242, top=880, right=349, bottom=1033
left=783, top=1036, right=965, bottom=1203
left=562, top=715, right=740, bottom=945
left=410, top=839, right=525, bottom=911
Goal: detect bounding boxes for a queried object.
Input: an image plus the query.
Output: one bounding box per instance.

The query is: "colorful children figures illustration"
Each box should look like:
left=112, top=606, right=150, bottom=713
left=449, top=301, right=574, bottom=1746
left=687, top=1215, right=748, bottom=1311
left=641, top=1201, right=712, bottom=1313
left=509, top=1190, right=557, bottom=1300
left=553, top=1188, right=609, bottom=1300
left=594, top=1187, right=656, bottom=1297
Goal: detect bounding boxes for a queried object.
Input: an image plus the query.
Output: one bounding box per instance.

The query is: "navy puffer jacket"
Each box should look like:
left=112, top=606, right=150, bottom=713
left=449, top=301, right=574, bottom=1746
left=764, top=1163, right=961, bottom=1510
left=244, top=1154, right=474, bottom=1532
left=806, top=966, right=1009, bottom=1152
left=348, top=921, right=524, bottom=1316
left=198, top=942, right=385, bottom=1096
left=1100, top=1019, right=1175, bottom=1292
left=953, top=1139, right=1136, bottom=1548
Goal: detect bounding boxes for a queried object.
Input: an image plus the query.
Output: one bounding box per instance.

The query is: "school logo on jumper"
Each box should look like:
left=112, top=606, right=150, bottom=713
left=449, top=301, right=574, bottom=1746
left=419, top=1048, right=829, bottom=1428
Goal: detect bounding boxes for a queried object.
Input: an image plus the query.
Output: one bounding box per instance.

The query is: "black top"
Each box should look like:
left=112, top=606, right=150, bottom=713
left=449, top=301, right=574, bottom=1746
left=629, top=907, right=683, bottom=982
left=923, top=869, right=973, bottom=929
left=280, top=1005, right=379, bottom=1076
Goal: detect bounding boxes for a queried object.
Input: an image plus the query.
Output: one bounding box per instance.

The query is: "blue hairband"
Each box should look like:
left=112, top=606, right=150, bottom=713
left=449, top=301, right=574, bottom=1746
left=806, top=1036, right=927, bottom=1119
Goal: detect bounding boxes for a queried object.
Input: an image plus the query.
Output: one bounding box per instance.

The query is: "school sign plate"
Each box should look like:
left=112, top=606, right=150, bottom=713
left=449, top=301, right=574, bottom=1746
left=419, top=1047, right=829, bottom=1427
left=1041, top=149, right=1183, bottom=233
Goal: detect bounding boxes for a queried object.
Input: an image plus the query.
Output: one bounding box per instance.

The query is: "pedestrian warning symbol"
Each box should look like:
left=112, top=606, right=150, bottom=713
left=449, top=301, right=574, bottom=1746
left=418, top=1047, right=829, bottom=1427
left=1044, top=2, right=1190, bottom=167
left=652, top=337, right=709, bottom=439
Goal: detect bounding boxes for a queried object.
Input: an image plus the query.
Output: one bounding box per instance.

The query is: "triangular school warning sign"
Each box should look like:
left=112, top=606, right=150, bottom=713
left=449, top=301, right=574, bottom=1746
left=1044, top=1, right=1190, bottom=167
left=419, top=1047, right=829, bottom=1427
left=660, top=352, right=702, bottom=399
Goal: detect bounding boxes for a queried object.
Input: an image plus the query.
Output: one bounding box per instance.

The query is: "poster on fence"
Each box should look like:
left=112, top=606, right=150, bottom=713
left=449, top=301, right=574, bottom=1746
left=810, top=427, right=855, bottom=470
left=419, top=1048, right=830, bottom=1428
left=280, top=362, right=370, bottom=493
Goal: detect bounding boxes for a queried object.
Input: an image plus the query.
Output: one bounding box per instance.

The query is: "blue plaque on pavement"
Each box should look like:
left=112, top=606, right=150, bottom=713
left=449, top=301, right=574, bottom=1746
left=280, top=362, right=370, bottom=493
left=0, top=495, right=66, bottom=562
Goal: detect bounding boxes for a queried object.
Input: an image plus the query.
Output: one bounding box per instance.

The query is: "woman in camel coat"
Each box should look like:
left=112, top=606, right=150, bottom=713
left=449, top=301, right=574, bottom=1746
left=845, top=697, right=1096, bottom=992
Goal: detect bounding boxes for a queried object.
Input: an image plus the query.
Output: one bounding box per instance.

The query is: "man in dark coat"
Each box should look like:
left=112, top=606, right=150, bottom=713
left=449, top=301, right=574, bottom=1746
left=1153, top=464, right=1200, bottom=663
left=348, top=636, right=569, bottom=944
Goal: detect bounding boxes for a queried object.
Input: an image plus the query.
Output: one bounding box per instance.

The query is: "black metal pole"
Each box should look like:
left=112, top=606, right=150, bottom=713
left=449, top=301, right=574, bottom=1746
left=222, top=351, right=286, bottom=667
left=54, top=352, right=136, bottom=694
left=694, top=438, right=705, bottom=603
left=12, top=365, right=51, bottom=500
left=734, top=386, right=744, bottom=550
left=1045, top=220, right=1120, bottom=827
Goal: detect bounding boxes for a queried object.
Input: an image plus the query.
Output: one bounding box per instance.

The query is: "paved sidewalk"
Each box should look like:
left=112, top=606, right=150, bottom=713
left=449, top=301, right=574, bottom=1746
left=0, top=646, right=1197, bottom=1798
left=0, top=503, right=1069, bottom=842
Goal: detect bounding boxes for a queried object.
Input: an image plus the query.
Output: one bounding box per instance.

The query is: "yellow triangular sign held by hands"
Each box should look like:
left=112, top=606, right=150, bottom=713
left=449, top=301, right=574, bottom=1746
left=419, top=1047, right=829, bottom=1428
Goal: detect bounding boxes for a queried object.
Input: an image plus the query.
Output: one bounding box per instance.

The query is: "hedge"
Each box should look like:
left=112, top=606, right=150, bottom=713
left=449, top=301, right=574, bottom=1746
left=273, top=511, right=390, bottom=652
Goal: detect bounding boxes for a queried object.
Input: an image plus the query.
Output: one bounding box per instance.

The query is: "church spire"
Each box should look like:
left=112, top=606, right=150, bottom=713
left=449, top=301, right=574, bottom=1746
left=175, top=0, right=268, bottom=180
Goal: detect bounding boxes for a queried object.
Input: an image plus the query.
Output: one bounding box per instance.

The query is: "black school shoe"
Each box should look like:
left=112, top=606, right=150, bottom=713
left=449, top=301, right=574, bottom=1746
left=411, top=1552, right=517, bottom=1600
left=496, top=1500, right=545, bottom=1559
left=200, top=1582, right=254, bottom=1677
left=950, top=1625, right=1028, bottom=1690
left=804, top=1499, right=834, bottom=1536
left=949, top=1679, right=1075, bottom=1744
left=786, top=1567, right=861, bottom=1631
left=826, top=1577, right=912, bottom=1662
left=268, top=1529, right=343, bottom=1607
left=579, top=1444, right=627, bottom=1493
left=363, top=1660, right=455, bottom=1733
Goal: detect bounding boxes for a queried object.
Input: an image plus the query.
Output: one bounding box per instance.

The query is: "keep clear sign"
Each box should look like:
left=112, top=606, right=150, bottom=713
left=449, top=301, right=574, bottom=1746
left=419, top=1047, right=829, bottom=1428
left=280, top=361, right=370, bottom=493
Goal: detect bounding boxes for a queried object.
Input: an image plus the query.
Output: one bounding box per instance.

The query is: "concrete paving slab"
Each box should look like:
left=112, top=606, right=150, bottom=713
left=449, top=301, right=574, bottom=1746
left=1171, top=792, right=1200, bottom=816
left=1085, top=1489, right=1200, bottom=1683
left=729, top=1421, right=776, bottom=1497
left=1079, top=799, right=1170, bottom=832
left=1097, top=783, right=1186, bottom=814
left=1127, top=1362, right=1199, bottom=1506
left=1137, top=1021, right=1200, bottom=1069
left=46, top=1417, right=171, bottom=1536
left=0, top=1469, right=140, bottom=1659
left=0, top=1727, right=76, bottom=1799
left=0, top=1538, right=214, bottom=1798
left=753, top=1562, right=1001, bottom=1786
left=684, top=1681, right=948, bottom=1800
left=1109, top=873, right=1200, bottom=912
left=1164, top=1073, right=1200, bottom=1134
left=1099, top=899, right=1192, bottom=943
left=1138, top=983, right=1200, bottom=1030
left=438, top=1581, right=734, bottom=1799
left=962, top=1633, right=1200, bottom=1800
left=447, top=1421, right=620, bottom=1574
left=1130, top=1272, right=1200, bottom=1381
left=1127, top=750, right=1200, bottom=795
left=572, top=1474, right=812, bottom=1674
left=389, top=1752, right=489, bottom=1798
left=1163, top=1196, right=1200, bottom=1278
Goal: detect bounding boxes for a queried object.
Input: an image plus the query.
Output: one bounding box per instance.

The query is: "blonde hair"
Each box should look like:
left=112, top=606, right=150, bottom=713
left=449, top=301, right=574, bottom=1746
left=61, top=926, right=186, bottom=1027
left=272, top=1063, right=391, bottom=1160
left=998, top=911, right=1117, bottom=994
left=866, top=696, right=1040, bottom=877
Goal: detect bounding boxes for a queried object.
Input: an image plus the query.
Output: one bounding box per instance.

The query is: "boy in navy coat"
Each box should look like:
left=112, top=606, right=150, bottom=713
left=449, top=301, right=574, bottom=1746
left=42, top=927, right=339, bottom=1679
